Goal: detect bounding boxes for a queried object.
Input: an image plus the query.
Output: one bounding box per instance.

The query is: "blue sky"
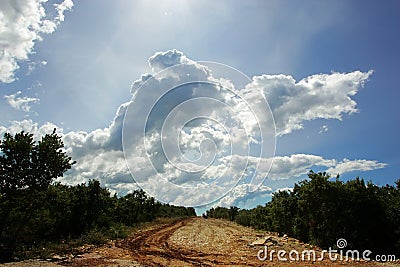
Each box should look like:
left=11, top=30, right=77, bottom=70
left=1, top=0, right=399, bottom=210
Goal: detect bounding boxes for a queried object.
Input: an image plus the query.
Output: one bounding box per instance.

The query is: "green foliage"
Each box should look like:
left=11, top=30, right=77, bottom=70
left=206, top=171, right=400, bottom=257
left=156, top=203, right=196, bottom=219
left=235, top=209, right=252, bottom=226
left=205, top=206, right=240, bottom=222
left=0, top=130, right=75, bottom=261
left=0, top=130, right=196, bottom=262
left=206, top=206, right=230, bottom=220
left=0, top=130, right=75, bottom=196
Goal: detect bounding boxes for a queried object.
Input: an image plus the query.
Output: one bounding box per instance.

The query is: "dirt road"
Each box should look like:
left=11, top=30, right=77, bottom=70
left=68, top=217, right=399, bottom=266
left=2, top=217, right=399, bottom=266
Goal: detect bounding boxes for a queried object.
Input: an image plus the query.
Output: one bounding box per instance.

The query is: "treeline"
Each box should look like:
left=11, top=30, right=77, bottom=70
left=206, top=171, right=400, bottom=256
left=0, top=131, right=195, bottom=262
left=0, top=181, right=195, bottom=261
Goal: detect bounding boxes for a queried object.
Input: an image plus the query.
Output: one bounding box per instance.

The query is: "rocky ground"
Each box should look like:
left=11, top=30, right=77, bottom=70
left=1, top=217, right=399, bottom=266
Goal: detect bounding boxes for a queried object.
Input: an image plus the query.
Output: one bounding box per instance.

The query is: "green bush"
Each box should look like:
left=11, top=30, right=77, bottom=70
left=207, top=171, right=400, bottom=257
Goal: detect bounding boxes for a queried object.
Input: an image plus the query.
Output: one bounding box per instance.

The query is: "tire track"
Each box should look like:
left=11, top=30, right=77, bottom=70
left=117, top=218, right=214, bottom=266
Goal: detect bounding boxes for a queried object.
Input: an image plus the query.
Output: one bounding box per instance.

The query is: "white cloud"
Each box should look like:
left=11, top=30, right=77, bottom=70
left=148, top=49, right=191, bottom=73
left=275, top=187, right=293, bottom=193
left=27, top=60, right=47, bottom=75
left=0, top=119, right=60, bottom=141
left=60, top=103, right=132, bottom=190
left=0, top=0, right=73, bottom=83
left=268, top=154, right=335, bottom=180
left=319, top=124, right=329, bottom=133
left=201, top=153, right=333, bottom=189
left=201, top=154, right=386, bottom=208
left=244, top=70, right=373, bottom=135
left=214, top=183, right=273, bottom=207
left=0, top=50, right=386, bottom=208
left=326, top=158, right=387, bottom=176
left=4, top=91, right=40, bottom=112
left=66, top=51, right=382, bottom=206
left=54, top=0, right=73, bottom=23
left=0, top=118, right=387, bottom=207
left=123, top=51, right=274, bottom=206
left=0, top=118, right=133, bottom=194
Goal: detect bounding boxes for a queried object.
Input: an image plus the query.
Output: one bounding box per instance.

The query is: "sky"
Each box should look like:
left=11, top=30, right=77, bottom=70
left=1, top=0, right=399, bottom=212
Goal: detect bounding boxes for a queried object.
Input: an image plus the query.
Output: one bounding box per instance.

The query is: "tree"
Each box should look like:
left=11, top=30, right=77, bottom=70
left=0, top=130, right=75, bottom=196
left=229, top=206, right=239, bottom=221
left=0, top=130, right=75, bottom=259
left=268, top=190, right=297, bottom=236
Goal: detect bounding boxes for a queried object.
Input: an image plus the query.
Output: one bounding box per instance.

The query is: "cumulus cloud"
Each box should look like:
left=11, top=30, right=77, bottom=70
left=214, top=183, right=273, bottom=207
left=123, top=50, right=275, bottom=205
left=57, top=51, right=385, bottom=206
left=0, top=121, right=386, bottom=207
left=0, top=118, right=132, bottom=193
left=0, top=0, right=73, bottom=83
left=0, top=50, right=386, bottom=207
left=61, top=103, right=131, bottom=188
left=4, top=91, right=40, bottom=112
left=268, top=154, right=335, bottom=180
left=326, top=158, right=387, bottom=176
left=201, top=153, right=333, bottom=189
left=0, top=119, right=60, bottom=140
left=68, top=52, right=382, bottom=205
left=148, top=49, right=191, bottom=72
left=245, top=70, right=373, bottom=135
left=204, top=154, right=386, bottom=208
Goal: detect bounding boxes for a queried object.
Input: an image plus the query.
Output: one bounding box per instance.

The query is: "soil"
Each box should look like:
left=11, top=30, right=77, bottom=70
left=1, top=217, right=399, bottom=266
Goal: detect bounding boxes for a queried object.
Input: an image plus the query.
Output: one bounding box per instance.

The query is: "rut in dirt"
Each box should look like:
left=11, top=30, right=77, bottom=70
left=116, top=218, right=219, bottom=266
